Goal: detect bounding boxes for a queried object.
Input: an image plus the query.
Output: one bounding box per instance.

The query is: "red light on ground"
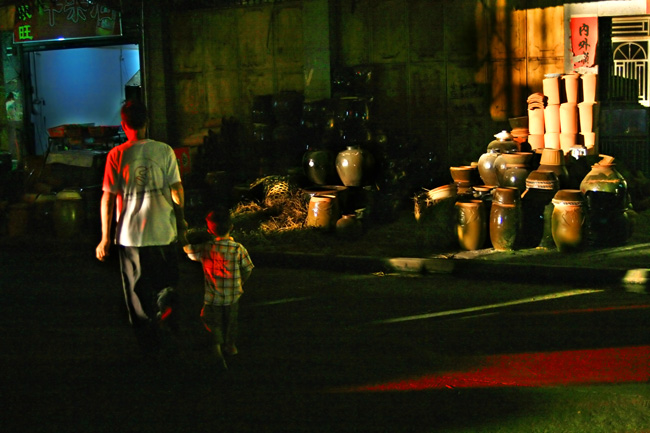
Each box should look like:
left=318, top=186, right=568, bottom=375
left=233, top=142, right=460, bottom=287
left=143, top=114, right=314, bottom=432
left=335, top=345, right=650, bottom=392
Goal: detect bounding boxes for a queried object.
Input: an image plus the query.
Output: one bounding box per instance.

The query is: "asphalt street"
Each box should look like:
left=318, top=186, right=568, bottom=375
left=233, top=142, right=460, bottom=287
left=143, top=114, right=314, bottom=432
left=1, top=237, right=650, bottom=432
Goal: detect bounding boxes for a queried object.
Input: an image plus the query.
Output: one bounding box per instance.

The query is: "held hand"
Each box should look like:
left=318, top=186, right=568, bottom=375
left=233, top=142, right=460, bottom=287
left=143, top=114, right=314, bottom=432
left=177, top=219, right=189, bottom=246
left=96, top=239, right=111, bottom=262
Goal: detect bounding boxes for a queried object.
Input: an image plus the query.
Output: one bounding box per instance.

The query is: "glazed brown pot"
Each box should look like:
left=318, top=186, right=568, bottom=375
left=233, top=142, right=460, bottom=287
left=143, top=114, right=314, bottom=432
left=489, top=187, right=522, bottom=251
left=455, top=199, right=487, bottom=251
left=305, top=194, right=340, bottom=230
left=551, top=189, right=585, bottom=252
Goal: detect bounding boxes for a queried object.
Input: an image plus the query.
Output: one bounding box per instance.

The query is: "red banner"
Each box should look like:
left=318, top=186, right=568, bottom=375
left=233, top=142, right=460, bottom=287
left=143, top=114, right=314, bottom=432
left=14, top=0, right=121, bottom=44
left=570, top=16, right=598, bottom=70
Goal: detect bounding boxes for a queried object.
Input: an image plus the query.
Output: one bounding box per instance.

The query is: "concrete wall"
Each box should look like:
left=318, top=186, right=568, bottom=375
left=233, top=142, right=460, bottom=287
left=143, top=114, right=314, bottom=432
left=3, top=0, right=648, bottom=179
left=162, top=0, right=579, bottom=175
left=168, top=3, right=306, bottom=136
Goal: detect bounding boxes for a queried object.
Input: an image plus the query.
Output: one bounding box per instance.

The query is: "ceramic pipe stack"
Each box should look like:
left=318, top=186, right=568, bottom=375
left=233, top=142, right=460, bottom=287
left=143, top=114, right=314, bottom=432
left=559, top=73, right=579, bottom=155
left=578, top=73, right=599, bottom=155
left=542, top=74, right=561, bottom=151
left=527, top=92, right=546, bottom=151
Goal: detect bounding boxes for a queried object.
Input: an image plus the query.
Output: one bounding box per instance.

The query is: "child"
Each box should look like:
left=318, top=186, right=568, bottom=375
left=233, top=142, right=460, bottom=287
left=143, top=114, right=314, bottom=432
left=183, top=209, right=254, bottom=369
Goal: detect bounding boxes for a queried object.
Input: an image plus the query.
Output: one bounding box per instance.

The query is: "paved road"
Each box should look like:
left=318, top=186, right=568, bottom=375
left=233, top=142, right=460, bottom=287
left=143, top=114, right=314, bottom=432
left=1, top=239, right=650, bottom=432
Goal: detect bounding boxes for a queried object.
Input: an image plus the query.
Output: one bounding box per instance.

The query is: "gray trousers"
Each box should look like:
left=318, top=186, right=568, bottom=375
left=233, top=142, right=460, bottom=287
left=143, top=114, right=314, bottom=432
left=119, top=243, right=180, bottom=353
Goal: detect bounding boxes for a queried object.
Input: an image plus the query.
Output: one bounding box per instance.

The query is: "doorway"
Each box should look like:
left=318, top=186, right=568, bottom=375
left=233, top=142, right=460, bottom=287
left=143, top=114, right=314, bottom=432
left=27, top=44, right=140, bottom=155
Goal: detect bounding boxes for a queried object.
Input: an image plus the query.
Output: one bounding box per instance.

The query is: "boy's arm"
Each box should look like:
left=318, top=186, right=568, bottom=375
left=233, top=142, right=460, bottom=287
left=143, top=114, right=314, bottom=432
left=96, top=191, right=116, bottom=262
left=170, top=181, right=187, bottom=245
left=183, top=243, right=201, bottom=262
left=240, top=247, right=254, bottom=283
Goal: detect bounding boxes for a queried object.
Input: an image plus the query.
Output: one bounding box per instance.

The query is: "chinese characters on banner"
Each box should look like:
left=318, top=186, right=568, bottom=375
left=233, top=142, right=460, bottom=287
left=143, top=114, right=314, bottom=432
left=570, top=16, right=598, bottom=70
left=14, top=0, right=121, bottom=44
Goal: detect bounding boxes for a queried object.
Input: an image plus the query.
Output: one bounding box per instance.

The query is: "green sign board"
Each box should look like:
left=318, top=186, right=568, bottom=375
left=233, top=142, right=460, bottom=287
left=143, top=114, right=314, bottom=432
left=14, top=1, right=121, bottom=44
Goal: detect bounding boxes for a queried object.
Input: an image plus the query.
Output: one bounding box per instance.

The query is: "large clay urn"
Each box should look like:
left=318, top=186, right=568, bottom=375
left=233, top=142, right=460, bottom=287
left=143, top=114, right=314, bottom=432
left=478, top=150, right=501, bottom=187
left=494, top=152, right=533, bottom=191
left=551, top=189, right=585, bottom=252
left=455, top=199, right=487, bottom=251
left=489, top=187, right=522, bottom=251
left=335, top=145, right=375, bottom=187
left=487, top=130, right=518, bottom=153
left=520, top=170, right=559, bottom=248
left=579, top=155, right=627, bottom=211
left=479, top=131, right=518, bottom=187
left=305, top=194, right=340, bottom=230
left=303, top=149, right=336, bottom=185
left=538, top=148, right=570, bottom=189
left=579, top=155, right=630, bottom=246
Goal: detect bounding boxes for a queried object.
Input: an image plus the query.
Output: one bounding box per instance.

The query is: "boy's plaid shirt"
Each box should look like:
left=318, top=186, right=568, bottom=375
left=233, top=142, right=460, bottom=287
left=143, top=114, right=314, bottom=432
left=186, top=237, right=254, bottom=306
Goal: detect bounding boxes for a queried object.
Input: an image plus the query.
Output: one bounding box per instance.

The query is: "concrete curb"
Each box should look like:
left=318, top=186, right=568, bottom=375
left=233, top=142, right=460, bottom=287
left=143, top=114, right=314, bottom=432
left=249, top=249, right=645, bottom=286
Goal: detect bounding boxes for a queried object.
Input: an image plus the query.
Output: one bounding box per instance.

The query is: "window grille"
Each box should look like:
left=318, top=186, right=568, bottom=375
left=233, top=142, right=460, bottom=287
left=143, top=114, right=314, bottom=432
left=612, top=17, right=650, bottom=106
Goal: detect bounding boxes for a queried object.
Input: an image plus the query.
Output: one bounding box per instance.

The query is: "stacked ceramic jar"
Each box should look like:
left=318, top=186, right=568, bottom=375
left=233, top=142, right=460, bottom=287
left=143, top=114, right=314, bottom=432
left=541, top=73, right=579, bottom=153
left=578, top=73, right=599, bottom=155
left=526, top=92, right=546, bottom=151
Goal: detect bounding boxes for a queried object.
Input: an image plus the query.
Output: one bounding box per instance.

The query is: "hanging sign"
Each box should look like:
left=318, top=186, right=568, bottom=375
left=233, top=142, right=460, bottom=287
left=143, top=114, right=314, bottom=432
left=570, top=16, right=598, bottom=70
left=13, top=0, right=121, bottom=44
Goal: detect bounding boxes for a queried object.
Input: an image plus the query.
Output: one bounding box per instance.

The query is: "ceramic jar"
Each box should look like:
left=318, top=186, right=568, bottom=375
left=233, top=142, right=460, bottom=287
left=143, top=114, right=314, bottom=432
left=478, top=150, right=501, bottom=187
left=551, top=189, right=585, bottom=252
left=520, top=170, right=559, bottom=248
left=490, top=187, right=522, bottom=251
left=479, top=131, right=518, bottom=187
left=303, top=149, right=336, bottom=185
left=305, top=194, right=340, bottom=229
left=455, top=199, right=487, bottom=251
left=579, top=155, right=629, bottom=246
left=470, top=185, right=495, bottom=248
left=336, top=214, right=363, bottom=238
left=302, top=185, right=349, bottom=213
left=538, top=148, right=570, bottom=189
left=579, top=156, right=628, bottom=211
left=450, top=165, right=480, bottom=195
left=487, top=130, right=519, bottom=153
left=53, top=189, right=85, bottom=239
left=494, top=152, right=533, bottom=187
left=501, top=163, right=530, bottom=193
left=479, top=131, right=519, bottom=187
left=335, top=145, right=375, bottom=187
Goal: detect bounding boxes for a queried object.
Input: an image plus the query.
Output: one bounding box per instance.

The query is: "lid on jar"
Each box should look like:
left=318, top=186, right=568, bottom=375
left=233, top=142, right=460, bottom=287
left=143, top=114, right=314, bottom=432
left=487, top=130, right=518, bottom=153
left=552, top=189, right=584, bottom=205
left=595, top=154, right=616, bottom=166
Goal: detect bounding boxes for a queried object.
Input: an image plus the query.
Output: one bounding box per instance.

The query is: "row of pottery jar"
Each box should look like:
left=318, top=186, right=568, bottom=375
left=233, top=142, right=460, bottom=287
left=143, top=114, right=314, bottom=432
left=303, top=145, right=375, bottom=187
left=477, top=130, right=519, bottom=187
left=477, top=131, right=572, bottom=190
left=304, top=192, right=364, bottom=237
left=547, top=155, right=631, bottom=251
left=8, top=189, right=85, bottom=238
left=455, top=187, right=522, bottom=251
left=455, top=184, right=587, bottom=253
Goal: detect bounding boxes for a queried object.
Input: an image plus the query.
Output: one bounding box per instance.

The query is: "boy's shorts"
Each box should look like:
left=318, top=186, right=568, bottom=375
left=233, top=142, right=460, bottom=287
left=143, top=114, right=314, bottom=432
left=200, top=302, right=239, bottom=345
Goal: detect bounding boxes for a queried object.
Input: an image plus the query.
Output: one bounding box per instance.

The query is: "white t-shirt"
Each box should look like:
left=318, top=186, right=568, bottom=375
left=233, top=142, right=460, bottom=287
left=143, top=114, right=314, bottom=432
left=103, top=139, right=181, bottom=247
